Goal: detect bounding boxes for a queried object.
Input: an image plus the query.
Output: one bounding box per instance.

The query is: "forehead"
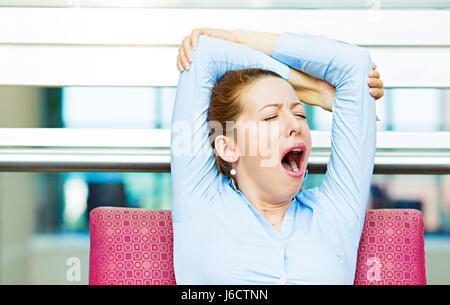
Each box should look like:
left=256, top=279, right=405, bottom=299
left=240, top=77, right=302, bottom=113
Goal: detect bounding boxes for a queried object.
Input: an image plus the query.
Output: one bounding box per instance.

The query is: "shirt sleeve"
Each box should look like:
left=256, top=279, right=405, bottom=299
left=171, top=35, right=290, bottom=222
left=271, top=32, right=376, bottom=232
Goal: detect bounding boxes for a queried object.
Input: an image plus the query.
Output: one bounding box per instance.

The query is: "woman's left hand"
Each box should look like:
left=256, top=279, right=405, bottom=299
left=176, top=28, right=238, bottom=72
left=317, top=62, right=384, bottom=120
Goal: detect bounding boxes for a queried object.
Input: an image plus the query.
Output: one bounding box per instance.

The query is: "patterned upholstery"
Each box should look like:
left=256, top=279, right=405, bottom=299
left=89, top=207, right=176, bottom=285
left=89, top=207, right=426, bottom=285
left=354, top=209, right=426, bottom=285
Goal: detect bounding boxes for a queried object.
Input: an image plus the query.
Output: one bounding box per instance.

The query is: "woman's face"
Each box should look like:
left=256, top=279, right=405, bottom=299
left=234, top=76, right=312, bottom=201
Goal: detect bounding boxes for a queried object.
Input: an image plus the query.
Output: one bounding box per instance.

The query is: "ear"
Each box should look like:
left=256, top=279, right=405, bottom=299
left=214, top=135, right=239, bottom=163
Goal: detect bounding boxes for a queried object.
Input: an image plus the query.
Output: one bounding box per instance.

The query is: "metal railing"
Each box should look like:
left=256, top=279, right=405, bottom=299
left=0, top=148, right=449, bottom=174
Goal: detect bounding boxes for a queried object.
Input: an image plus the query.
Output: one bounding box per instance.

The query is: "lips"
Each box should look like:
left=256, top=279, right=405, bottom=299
left=280, top=142, right=306, bottom=178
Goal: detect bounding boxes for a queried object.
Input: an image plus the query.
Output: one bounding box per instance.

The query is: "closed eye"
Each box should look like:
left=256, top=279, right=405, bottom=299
left=264, top=114, right=307, bottom=121
left=264, top=116, right=277, bottom=121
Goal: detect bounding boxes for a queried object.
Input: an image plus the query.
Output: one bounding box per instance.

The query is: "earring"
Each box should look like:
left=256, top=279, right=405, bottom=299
left=230, top=163, right=236, bottom=176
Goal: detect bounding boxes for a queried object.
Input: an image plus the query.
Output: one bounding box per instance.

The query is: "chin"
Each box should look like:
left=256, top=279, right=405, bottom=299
left=280, top=172, right=303, bottom=194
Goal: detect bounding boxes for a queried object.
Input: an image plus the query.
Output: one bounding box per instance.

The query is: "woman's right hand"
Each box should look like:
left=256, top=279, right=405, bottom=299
left=176, top=28, right=238, bottom=72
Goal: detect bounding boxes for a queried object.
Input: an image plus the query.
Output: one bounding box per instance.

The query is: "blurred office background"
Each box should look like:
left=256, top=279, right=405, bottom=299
left=1, top=1, right=450, bottom=284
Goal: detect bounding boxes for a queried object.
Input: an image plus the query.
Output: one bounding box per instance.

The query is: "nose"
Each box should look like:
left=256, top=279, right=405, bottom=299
left=284, top=111, right=303, bottom=138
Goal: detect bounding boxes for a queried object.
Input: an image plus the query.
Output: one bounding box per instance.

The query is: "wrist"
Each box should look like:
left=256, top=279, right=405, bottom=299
left=295, top=87, right=322, bottom=108
left=231, top=29, right=277, bottom=57
left=289, top=68, right=323, bottom=108
left=288, top=68, right=318, bottom=93
left=232, top=29, right=247, bottom=45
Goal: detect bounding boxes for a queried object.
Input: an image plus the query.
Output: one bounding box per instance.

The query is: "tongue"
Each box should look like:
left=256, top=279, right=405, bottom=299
left=283, top=152, right=300, bottom=172
left=286, top=152, right=297, bottom=164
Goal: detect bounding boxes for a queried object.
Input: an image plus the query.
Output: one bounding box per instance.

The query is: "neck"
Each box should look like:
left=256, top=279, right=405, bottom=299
left=235, top=171, right=292, bottom=226
left=254, top=199, right=292, bottom=226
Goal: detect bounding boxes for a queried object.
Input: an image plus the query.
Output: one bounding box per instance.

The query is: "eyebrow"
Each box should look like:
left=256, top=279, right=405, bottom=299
left=259, top=101, right=303, bottom=111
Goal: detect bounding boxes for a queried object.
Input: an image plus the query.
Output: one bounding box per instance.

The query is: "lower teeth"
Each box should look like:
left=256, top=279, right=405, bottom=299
left=290, top=160, right=299, bottom=172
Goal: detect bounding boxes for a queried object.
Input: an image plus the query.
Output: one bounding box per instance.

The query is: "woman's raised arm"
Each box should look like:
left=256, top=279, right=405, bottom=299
left=271, top=32, right=377, bottom=233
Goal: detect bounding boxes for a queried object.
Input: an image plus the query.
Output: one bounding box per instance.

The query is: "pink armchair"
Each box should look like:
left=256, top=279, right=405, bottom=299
left=89, top=207, right=426, bottom=285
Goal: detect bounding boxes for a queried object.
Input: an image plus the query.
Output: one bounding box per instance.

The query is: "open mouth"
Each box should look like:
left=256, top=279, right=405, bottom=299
left=281, top=143, right=306, bottom=178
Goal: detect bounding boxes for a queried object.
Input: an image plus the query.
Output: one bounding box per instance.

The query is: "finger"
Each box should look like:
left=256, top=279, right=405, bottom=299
left=368, top=78, right=384, bottom=89
left=176, top=54, right=183, bottom=72
left=369, top=70, right=380, bottom=78
left=191, top=28, right=202, bottom=50
left=376, top=115, right=381, bottom=122
left=182, top=36, right=193, bottom=63
left=370, top=88, right=385, bottom=99
left=179, top=47, right=190, bottom=70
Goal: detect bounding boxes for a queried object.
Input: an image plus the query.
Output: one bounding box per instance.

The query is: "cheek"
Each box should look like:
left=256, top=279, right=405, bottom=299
left=304, top=128, right=313, bottom=162
left=235, top=127, right=250, bottom=157
left=250, top=123, right=279, bottom=157
left=235, top=122, right=278, bottom=157
left=305, top=126, right=312, bottom=147
left=235, top=124, right=281, bottom=169
left=256, top=124, right=283, bottom=169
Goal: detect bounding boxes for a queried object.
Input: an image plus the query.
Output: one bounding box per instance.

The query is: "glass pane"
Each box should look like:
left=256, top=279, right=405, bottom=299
left=0, top=86, right=178, bottom=129
left=1, top=86, right=448, bottom=132
left=390, top=89, right=443, bottom=131
left=62, top=87, right=176, bottom=129
left=0, top=171, right=171, bottom=284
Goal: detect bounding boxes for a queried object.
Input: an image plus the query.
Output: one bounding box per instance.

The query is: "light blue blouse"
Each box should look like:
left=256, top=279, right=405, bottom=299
left=170, top=32, right=376, bottom=284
